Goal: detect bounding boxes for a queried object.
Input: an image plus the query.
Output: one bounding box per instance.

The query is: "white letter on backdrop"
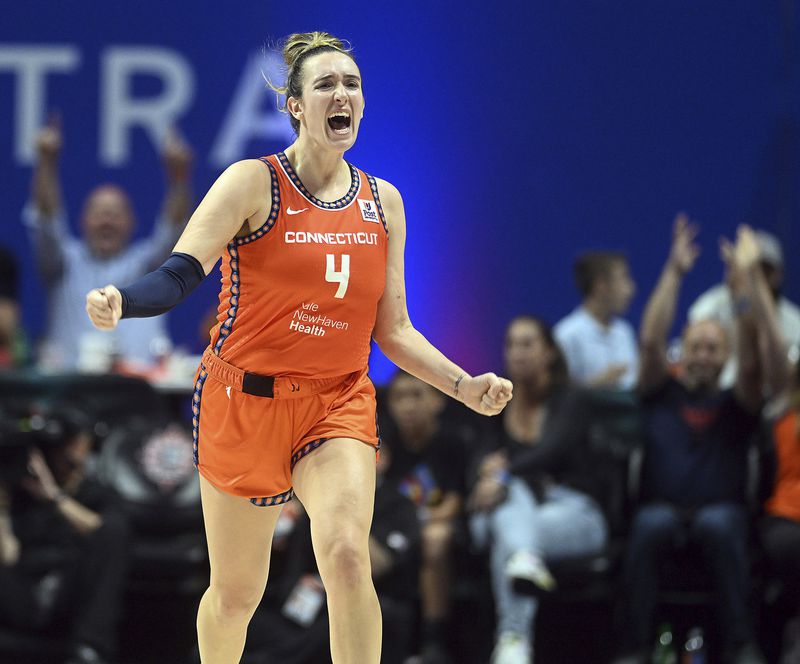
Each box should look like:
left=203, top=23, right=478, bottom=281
left=0, top=45, right=81, bottom=164
left=101, top=47, right=195, bottom=165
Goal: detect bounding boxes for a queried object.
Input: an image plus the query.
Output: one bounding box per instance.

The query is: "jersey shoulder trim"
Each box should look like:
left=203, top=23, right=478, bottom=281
left=232, top=158, right=281, bottom=246
left=364, top=173, right=389, bottom=235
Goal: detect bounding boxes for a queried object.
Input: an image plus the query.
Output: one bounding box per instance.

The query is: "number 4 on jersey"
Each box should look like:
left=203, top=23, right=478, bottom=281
left=325, top=254, right=350, bottom=299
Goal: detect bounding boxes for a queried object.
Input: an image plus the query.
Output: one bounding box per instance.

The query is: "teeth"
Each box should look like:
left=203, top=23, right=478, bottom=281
left=328, top=111, right=350, bottom=119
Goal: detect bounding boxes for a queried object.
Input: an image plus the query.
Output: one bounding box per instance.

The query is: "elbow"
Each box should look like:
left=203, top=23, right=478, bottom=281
left=373, top=319, right=413, bottom=355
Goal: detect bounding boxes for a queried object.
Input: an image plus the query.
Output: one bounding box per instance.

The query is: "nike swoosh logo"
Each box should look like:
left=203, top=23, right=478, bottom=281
left=225, top=386, right=232, bottom=399
left=286, top=207, right=309, bottom=215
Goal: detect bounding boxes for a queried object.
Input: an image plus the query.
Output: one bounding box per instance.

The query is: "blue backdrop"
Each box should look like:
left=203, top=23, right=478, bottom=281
left=1, top=1, right=797, bottom=383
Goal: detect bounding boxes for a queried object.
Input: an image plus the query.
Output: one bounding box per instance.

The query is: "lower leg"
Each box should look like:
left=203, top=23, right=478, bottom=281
left=196, top=476, right=281, bottom=664
left=316, top=536, right=382, bottom=664
left=293, top=438, right=383, bottom=664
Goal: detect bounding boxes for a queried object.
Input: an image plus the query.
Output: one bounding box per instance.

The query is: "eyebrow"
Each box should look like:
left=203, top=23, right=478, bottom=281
left=313, top=73, right=362, bottom=83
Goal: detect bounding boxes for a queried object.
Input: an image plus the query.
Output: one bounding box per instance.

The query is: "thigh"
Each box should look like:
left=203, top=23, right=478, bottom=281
left=536, top=488, right=608, bottom=559
left=199, top=474, right=283, bottom=594
left=291, top=437, right=377, bottom=543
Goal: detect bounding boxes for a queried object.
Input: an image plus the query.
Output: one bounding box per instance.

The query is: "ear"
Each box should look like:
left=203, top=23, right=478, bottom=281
left=286, top=96, right=303, bottom=124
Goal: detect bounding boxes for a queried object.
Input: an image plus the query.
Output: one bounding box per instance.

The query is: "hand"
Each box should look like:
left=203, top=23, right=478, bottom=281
left=732, top=225, right=760, bottom=272
left=667, top=212, right=700, bottom=275
left=589, top=363, right=628, bottom=387
left=35, top=112, right=62, bottom=163
left=459, top=373, right=513, bottom=416
left=468, top=476, right=507, bottom=512
left=85, top=284, right=122, bottom=330
left=162, top=127, right=193, bottom=184
left=21, top=448, right=61, bottom=502
left=479, top=451, right=508, bottom=477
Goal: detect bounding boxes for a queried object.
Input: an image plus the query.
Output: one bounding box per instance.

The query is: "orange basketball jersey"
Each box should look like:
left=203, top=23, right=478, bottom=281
left=207, top=153, right=389, bottom=378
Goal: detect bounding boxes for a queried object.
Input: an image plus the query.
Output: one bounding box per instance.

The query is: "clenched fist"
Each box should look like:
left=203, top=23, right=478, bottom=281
left=85, top=285, right=122, bottom=330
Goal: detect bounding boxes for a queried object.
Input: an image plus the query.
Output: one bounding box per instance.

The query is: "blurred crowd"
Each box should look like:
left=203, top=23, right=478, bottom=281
left=1, top=124, right=800, bottom=664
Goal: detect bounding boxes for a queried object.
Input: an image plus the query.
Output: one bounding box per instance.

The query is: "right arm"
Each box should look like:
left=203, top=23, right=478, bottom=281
left=85, top=159, right=271, bottom=330
left=638, top=213, right=700, bottom=393
left=25, top=116, right=66, bottom=283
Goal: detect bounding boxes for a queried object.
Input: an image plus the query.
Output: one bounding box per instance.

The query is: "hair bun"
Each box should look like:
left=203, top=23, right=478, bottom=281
left=283, top=32, right=349, bottom=69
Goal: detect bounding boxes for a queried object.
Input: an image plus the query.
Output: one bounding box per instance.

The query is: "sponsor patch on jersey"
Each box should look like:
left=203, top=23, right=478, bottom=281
left=358, top=199, right=380, bottom=223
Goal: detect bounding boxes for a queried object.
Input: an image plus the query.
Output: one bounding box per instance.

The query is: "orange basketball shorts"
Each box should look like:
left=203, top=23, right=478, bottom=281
left=192, top=349, right=380, bottom=506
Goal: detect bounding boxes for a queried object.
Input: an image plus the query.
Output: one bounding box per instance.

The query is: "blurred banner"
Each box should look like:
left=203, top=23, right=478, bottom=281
left=1, top=0, right=797, bottom=382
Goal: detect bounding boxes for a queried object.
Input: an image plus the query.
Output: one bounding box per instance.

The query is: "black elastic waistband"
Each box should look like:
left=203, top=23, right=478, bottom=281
left=242, top=372, right=275, bottom=398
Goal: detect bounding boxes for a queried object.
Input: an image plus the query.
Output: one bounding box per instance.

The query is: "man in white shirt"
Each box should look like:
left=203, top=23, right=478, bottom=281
left=24, top=116, right=193, bottom=371
left=689, top=230, right=800, bottom=388
left=555, top=252, right=638, bottom=389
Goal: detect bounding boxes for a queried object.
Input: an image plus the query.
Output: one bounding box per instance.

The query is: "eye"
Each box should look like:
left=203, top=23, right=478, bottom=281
left=346, top=80, right=360, bottom=89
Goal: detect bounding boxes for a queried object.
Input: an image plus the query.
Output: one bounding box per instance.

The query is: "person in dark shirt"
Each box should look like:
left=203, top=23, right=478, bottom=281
left=383, top=371, right=466, bottom=664
left=615, top=218, right=776, bottom=664
left=468, top=315, right=608, bottom=664
left=0, top=408, right=130, bottom=664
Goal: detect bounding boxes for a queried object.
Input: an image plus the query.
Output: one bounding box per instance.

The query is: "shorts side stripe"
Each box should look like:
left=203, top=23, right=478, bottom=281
left=192, top=365, right=208, bottom=466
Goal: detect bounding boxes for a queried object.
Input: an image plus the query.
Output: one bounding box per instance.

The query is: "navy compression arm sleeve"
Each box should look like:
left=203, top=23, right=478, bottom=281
left=120, top=252, right=205, bottom=318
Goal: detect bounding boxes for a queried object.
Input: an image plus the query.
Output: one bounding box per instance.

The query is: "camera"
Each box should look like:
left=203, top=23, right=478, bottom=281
left=0, top=407, right=91, bottom=486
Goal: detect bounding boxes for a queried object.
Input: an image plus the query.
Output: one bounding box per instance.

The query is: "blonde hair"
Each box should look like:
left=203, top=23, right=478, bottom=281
left=269, top=32, right=355, bottom=134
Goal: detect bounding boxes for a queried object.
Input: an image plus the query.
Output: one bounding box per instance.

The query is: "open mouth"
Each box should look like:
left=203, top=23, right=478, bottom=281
left=327, top=111, right=352, bottom=134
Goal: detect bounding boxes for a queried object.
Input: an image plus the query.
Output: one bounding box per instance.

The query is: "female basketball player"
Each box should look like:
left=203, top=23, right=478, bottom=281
left=86, top=32, right=513, bottom=664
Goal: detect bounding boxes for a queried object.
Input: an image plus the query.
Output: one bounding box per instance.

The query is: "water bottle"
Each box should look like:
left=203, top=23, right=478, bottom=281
left=681, top=627, right=706, bottom=664
left=652, top=623, right=677, bottom=664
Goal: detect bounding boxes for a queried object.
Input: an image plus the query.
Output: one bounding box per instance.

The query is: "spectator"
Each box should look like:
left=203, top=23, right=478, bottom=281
left=760, top=359, right=800, bottom=663
left=384, top=371, right=467, bottom=664
left=0, top=407, right=131, bottom=664
left=615, top=217, right=772, bottom=664
left=688, top=229, right=800, bottom=388
left=554, top=251, right=638, bottom=389
left=0, top=246, right=30, bottom=370
left=468, top=315, right=608, bottom=664
left=23, top=115, right=193, bottom=371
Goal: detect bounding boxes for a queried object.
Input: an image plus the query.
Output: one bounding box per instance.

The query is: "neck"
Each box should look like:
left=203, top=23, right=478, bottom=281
left=583, top=298, right=613, bottom=326
left=284, top=138, right=348, bottom=195
left=400, top=420, right=438, bottom=448
left=511, top=375, right=551, bottom=408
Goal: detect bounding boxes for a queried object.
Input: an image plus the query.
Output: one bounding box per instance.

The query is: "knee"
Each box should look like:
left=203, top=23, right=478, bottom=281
left=422, top=522, right=454, bottom=565
left=692, top=504, right=745, bottom=546
left=631, top=505, right=681, bottom=547
left=208, top=582, right=264, bottom=625
left=317, top=531, right=371, bottom=587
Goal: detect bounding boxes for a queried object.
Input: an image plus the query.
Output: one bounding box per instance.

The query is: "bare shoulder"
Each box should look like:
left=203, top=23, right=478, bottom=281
left=373, top=177, right=405, bottom=233
left=225, top=158, right=272, bottom=190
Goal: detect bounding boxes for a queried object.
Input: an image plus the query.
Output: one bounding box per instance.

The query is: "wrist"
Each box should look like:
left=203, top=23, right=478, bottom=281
left=49, top=489, right=67, bottom=504
left=666, top=261, right=685, bottom=278
left=453, top=372, right=467, bottom=400
left=493, top=469, right=511, bottom=486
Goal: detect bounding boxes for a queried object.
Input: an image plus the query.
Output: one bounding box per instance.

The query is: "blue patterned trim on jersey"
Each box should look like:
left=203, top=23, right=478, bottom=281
left=291, top=437, right=330, bottom=470
left=366, top=174, right=389, bottom=235
left=191, top=365, right=208, bottom=466
left=235, top=159, right=281, bottom=246
left=250, top=488, right=295, bottom=507
left=213, top=243, right=240, bottom=356
left=277, top=151, right=360, bottom=210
